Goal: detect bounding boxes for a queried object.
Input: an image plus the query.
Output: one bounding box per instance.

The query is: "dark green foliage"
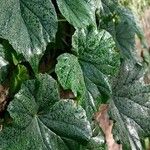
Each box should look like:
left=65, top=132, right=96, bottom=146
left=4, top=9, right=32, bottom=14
left=0, top=74, right=92, bottom=150
left=109, top=61, right=150, bottom=149
left=0, top=0, right=149, bottom=149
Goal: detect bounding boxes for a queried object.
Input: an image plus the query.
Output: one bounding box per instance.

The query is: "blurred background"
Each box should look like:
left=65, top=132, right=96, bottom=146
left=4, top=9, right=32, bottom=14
left=120, top=0, right=150, bottom=82
left=120, top=1, right=150, bottom=149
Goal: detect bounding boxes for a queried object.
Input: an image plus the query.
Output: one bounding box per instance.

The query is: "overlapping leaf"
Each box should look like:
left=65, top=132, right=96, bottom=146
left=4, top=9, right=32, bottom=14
left=100, top=0, right=143, bottom=58
left=56, top=0, right=95, bottom=28
left=0, top=74, right=92, bottom=150
left=0, top=0, right=58, bottom=72
left=72, top=28, right=120, bottom=77
left=109, top=61, right=150, bottom=149
left=56, top=28, right=120, bottom=120
left=56, top=53, right=86, bottom=100
left=73, top=28, right=120, bottom=112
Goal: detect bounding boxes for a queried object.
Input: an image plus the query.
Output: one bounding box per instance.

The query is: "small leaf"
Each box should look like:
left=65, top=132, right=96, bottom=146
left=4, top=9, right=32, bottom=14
left=0, top=0, right=58, bottom=72
left=109, top=61, right=150, bottom=149
left=9, top=64, right=29, bottom=95
left=56, top=53, right=86, bottom=100
left=0, top=74, right=92, bottom=149
left=56, top=0, right=95, bottom=28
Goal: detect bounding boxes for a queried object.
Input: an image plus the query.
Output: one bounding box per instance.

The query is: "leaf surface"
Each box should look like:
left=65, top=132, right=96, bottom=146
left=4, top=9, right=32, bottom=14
left=109, top=61, right=150, bottom=149
left=0, top=74, right=92, bottom=150
left=100, top=0, right=143, bottom=58
left=0, top=0, right=58, bottom=72
left=56, top=0, right=95, bottom=28
left=56, top=53, right=85, bottom=100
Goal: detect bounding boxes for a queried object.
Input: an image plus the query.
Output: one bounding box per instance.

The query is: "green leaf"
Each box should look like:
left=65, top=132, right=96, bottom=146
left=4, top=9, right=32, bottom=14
left=0, top=125, right=69, bottom=150
left=9, top=64, right=29, bottom=95
left=0, top=0, right=58, bottom=72
left=56, top=53, right=86, bottom=100
left=72, top=28, right=120, bottom=76
left=0, top=74, right=92, bottom=149
left=0, top=42, right=29, bottom=94
left=0, top=44, right=8, bottom=84
left=115, top=21, right=136, bottom=58
left=56, top=28, right=120, bottom=120
left=115, top=7, right=142, bottom=58
left=100, top=0, right=143, bottom=58
left=116, top=6, right=143, bottom=39
left=101, top=0, right=142, bottom=35
left=56, top=0, right=95, bottom=28
left=1, top=40, right=24, bottom=65
left=109, top=61, right=150, bottom=149
left=73, top=28, right=120, bottom=106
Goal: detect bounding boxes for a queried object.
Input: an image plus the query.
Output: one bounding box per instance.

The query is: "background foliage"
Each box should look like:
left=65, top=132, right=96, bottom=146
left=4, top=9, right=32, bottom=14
left=0, top=0, right=150, bottom=150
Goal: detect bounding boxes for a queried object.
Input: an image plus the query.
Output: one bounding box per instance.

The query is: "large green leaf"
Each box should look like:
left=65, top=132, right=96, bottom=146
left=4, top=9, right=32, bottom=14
left=9, top=64, right=29, bottom=95
left=109, top=61, right=150, bottom=149
left=56, top=0, right=95, bottom=28
left=0, top=0, right=58, bottom=72
left=0, top=44, right=8, bottom=84
left=0, top=74, right=92, bottom=150
left=56, top=28, right=120, bottom=120
left=72, top=28, right=120, bottom=104
left=72, top=28, right=120, bottom=76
